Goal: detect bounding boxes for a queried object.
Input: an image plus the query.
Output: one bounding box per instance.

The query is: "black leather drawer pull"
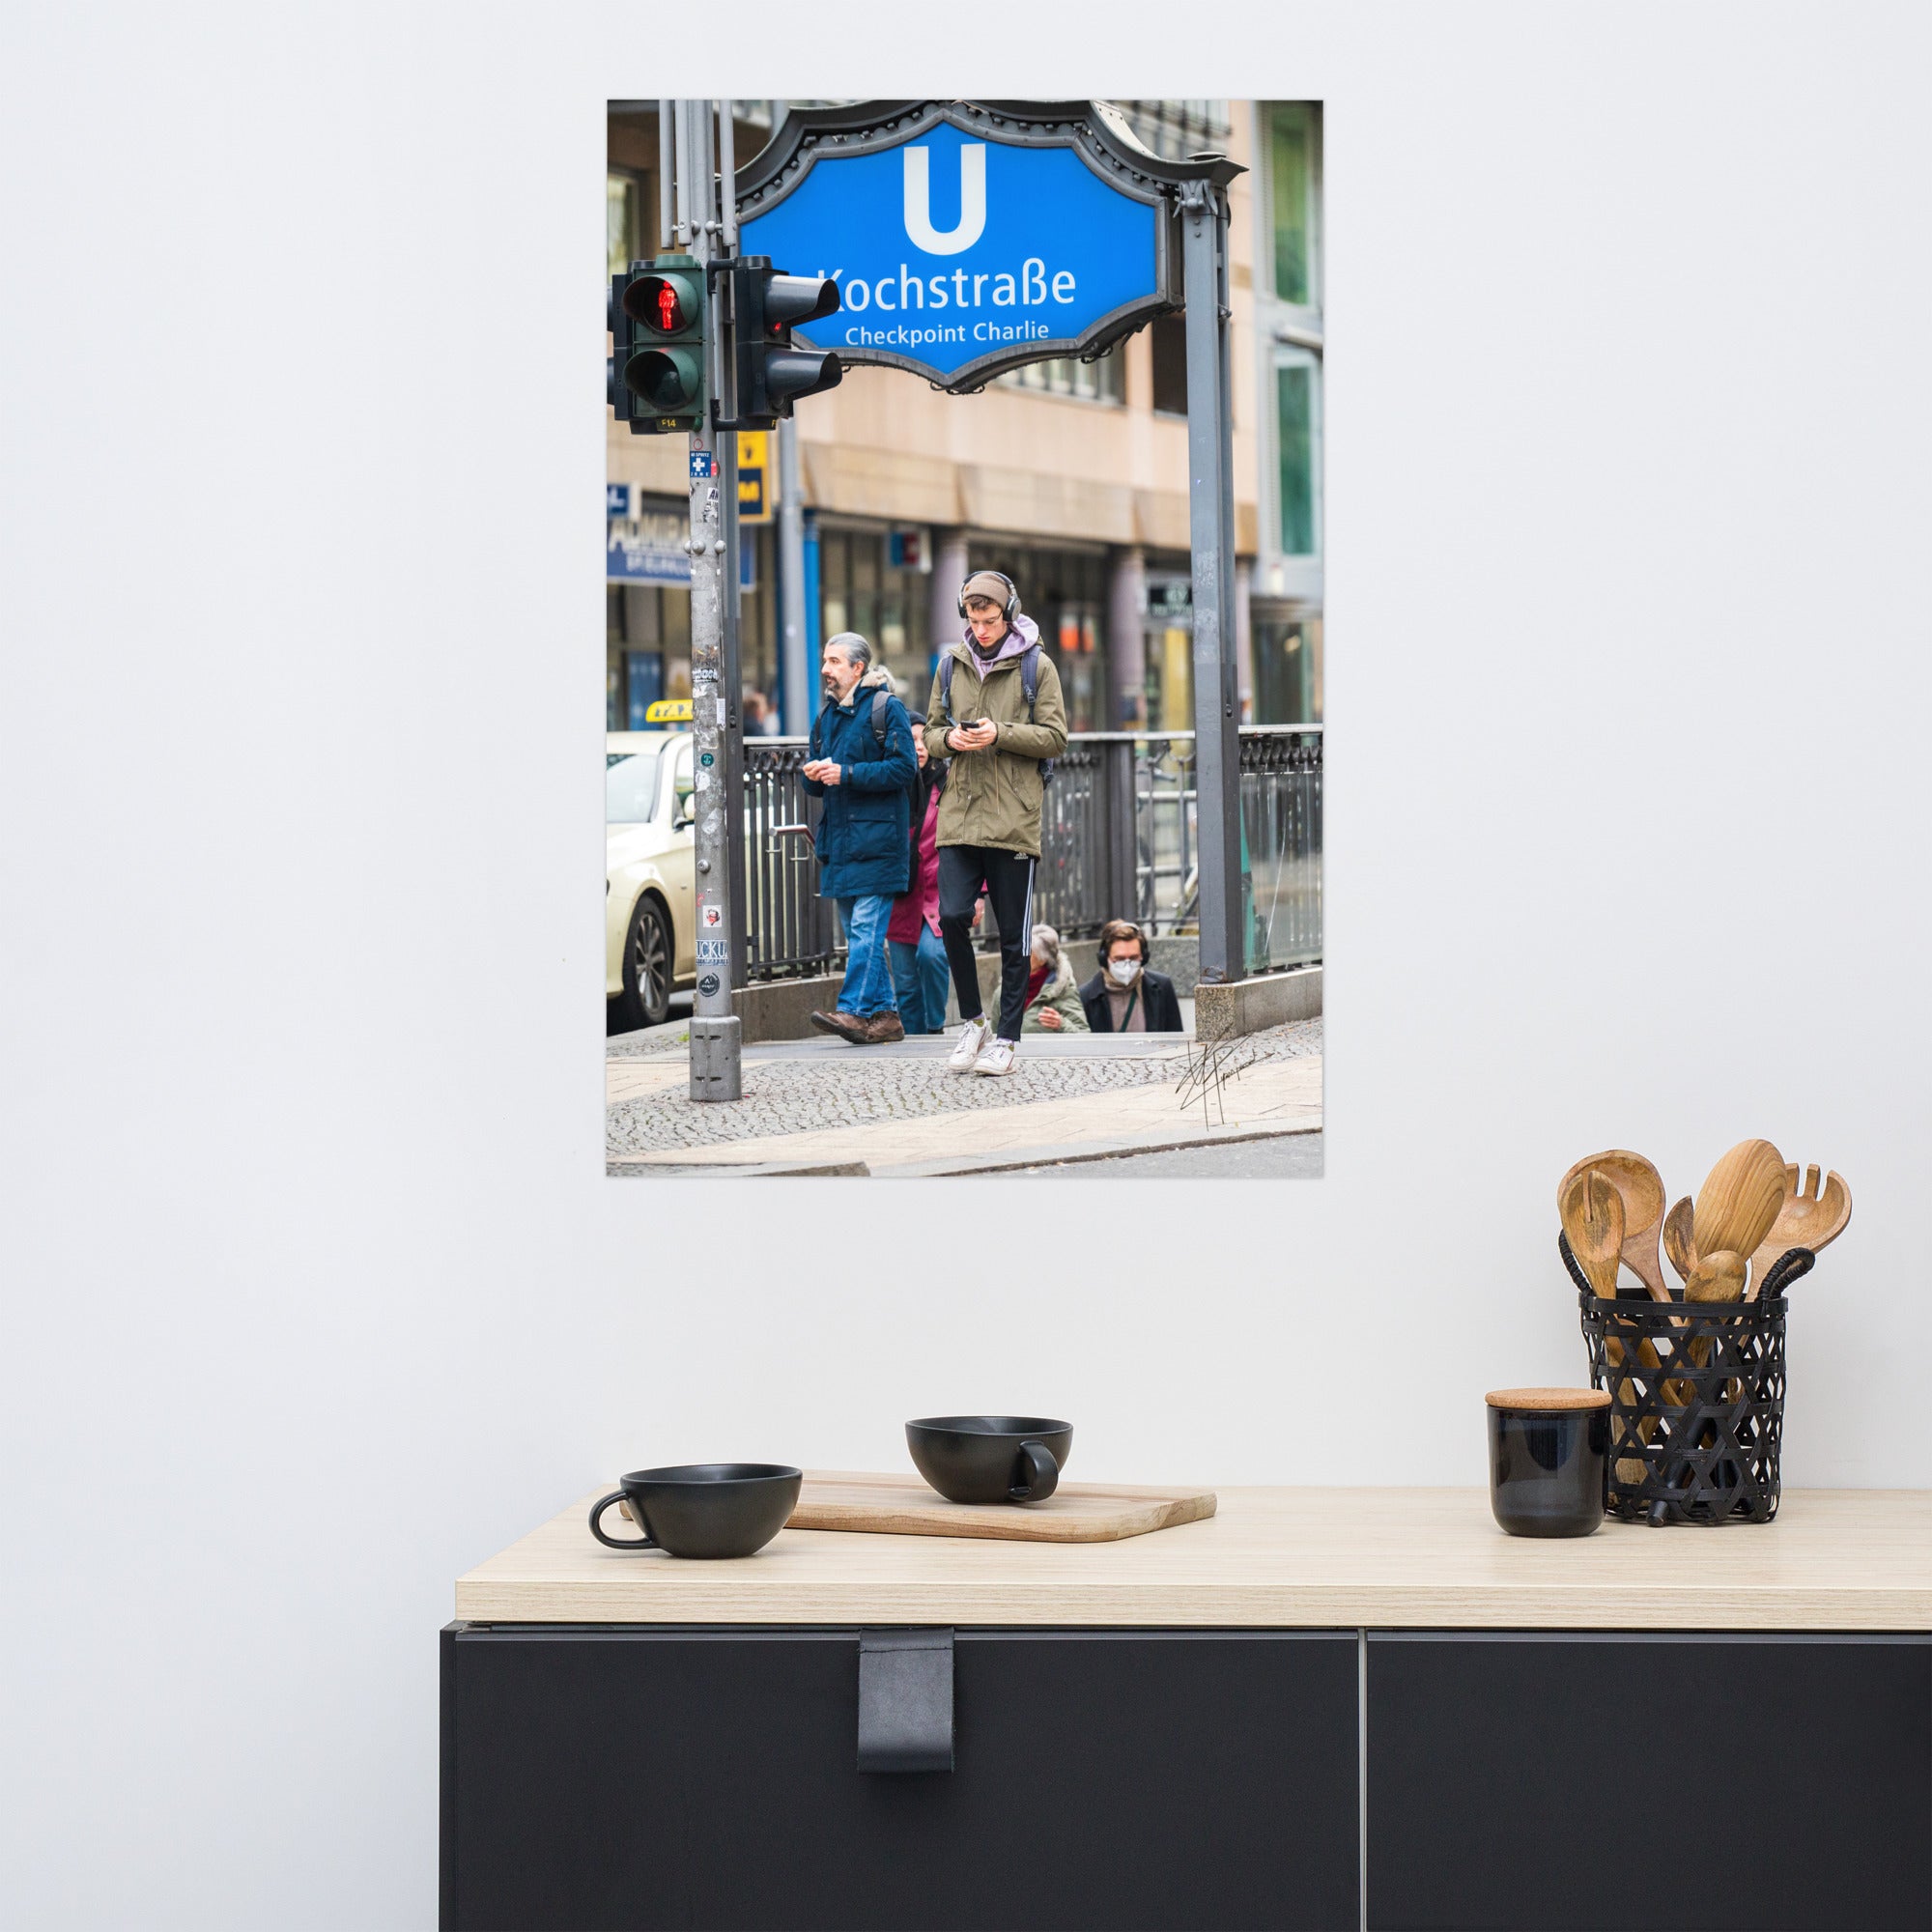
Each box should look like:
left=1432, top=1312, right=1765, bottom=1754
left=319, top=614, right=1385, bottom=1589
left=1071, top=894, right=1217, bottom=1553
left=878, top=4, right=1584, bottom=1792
left=857, top=1629, right=954, bottom=1773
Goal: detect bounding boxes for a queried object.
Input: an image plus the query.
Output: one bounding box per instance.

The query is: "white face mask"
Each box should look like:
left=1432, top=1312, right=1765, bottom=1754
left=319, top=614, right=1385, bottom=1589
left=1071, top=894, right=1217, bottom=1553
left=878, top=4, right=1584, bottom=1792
left=1108, top=957, right=1141, bottom=986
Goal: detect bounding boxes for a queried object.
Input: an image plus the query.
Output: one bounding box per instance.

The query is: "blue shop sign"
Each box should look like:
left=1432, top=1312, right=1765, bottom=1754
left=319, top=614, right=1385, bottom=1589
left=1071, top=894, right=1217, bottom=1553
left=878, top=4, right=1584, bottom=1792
left=736, top=102, right=1179, bottom=392
left=607, top=510, right=755, bottom=591
left=607, top=506, right=691, bottom=587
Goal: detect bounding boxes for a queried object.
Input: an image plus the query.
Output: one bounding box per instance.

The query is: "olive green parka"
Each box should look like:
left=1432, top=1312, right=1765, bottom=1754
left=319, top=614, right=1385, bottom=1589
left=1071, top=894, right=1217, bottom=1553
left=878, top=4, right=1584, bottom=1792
left=919, top=622, right=1068, bottom=859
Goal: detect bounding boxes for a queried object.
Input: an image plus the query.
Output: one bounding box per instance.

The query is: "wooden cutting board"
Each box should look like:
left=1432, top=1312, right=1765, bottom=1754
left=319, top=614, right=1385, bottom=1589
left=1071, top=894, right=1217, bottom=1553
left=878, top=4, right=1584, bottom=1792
left=785, top=1470, right=1217, bottom=1544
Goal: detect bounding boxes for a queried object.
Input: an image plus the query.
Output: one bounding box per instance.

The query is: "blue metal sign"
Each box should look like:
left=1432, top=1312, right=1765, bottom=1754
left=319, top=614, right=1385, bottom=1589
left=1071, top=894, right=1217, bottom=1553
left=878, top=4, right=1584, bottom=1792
left=736, top=101, right=1181, bottom=393
left=607, top=509, right=756, bottom=591
left=607, top=505, right=691, bottom=586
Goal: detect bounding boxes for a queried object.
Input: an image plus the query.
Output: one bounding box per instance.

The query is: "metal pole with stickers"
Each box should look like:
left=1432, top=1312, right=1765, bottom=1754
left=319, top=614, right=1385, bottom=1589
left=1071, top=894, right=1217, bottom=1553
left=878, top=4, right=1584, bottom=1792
left=679, top=99, right=741, bottom=1101
left=659, top=99, right=845, bottom=1100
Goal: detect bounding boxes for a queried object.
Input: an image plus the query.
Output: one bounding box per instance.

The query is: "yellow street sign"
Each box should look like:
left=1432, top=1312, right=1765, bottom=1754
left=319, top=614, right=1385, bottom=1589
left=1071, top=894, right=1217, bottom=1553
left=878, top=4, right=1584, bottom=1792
left=736, top=430, right=772, bottom=522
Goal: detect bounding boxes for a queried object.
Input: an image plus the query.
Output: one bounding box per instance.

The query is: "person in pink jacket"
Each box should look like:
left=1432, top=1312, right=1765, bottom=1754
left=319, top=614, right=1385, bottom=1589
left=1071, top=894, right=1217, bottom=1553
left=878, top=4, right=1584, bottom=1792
left=888, top=717, right=951, bottom=1035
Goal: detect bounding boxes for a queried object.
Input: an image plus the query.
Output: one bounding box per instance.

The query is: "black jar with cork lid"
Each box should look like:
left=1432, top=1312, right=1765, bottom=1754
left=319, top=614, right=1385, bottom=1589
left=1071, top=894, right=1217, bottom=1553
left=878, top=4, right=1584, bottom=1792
left=1485, top=1387, right=1609, bottom=1538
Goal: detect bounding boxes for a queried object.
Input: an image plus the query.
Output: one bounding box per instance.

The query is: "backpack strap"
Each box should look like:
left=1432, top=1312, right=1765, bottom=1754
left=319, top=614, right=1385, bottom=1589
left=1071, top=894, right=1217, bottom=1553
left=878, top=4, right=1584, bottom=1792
left=869, top=687, right=890, bottom=751
left=939, top=653, right=956, bottom=726
left=1018, top=642, right=1056, bottom=786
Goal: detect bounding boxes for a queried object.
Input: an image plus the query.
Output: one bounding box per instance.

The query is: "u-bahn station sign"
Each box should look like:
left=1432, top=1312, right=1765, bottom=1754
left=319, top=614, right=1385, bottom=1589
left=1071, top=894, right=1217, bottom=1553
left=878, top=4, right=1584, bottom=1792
left=736, top=100, right=1204, bottom=393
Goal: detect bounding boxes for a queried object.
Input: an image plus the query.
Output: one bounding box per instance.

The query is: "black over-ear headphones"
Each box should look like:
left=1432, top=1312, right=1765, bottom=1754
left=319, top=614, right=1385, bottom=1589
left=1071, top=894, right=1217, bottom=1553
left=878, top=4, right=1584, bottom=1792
left=956, top=570, right=1020, bottom=622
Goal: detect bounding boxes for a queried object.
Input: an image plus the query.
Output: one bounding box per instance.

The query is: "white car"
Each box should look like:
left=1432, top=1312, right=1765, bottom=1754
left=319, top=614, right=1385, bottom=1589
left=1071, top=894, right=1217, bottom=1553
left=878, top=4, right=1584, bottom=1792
left=606, top=727, right=696, bottom=1029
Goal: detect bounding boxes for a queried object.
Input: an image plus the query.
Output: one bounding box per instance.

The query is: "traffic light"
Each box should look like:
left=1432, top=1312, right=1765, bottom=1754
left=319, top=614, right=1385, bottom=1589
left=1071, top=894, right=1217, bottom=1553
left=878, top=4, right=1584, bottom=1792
left=730, top=257, right=842, bottom=427
left=609, top=253, right=706, bottom=434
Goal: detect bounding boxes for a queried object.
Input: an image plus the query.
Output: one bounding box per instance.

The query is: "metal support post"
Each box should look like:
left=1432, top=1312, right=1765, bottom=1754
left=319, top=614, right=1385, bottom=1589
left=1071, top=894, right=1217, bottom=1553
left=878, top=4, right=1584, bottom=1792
left=1101, top=737, right=1140, bottom=928
left=1180, top=179, right=1244, bottom=984
left=680, top=99, right=741, bottom=1098
left=716, top=100, right=748, bottom=991
left=657, top=101, right=674, bottom=250
left=778, top=416, right=809, bottom=733
left=670, top=99, right=691, bottom=247
left=718, top=429, right=748, bottom=990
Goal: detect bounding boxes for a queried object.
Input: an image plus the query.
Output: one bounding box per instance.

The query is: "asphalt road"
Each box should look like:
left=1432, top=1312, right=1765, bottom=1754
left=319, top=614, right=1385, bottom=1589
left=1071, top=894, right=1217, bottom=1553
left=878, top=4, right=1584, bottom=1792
left=1006, top=1131, right=1324, bottom=1179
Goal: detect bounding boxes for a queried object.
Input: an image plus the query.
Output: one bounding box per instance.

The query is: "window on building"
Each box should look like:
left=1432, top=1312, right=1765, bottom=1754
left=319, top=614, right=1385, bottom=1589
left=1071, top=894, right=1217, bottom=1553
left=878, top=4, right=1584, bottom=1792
left=1115, top=99, right=1233, bottom=161
left=1252, top=611, right=1322, bottom=724
left=814, top=526, right=932, bottom=697
left=999, top=343, right=1125, bottom=404
left=1151, top=314, right=1188, bottom=416
left=1275, top=350, right=1321, bottom=557
left=1267, top=103, right=1320, bottom=308
left=608, top=173, right=639, bottom=279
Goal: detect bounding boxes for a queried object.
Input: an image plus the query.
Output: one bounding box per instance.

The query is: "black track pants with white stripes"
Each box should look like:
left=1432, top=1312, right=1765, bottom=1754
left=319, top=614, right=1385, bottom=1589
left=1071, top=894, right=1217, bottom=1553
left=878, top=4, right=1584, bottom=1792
left=937, top=844, right=1037, bottom=1042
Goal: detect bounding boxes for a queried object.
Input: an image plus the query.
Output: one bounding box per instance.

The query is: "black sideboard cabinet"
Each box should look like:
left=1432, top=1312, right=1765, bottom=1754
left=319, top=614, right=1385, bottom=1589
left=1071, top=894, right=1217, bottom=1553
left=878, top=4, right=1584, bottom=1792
left=441, top=1625, right=1361, bottom=1932
left=441, top=1624, right=1930, bottom=1932
left=1365, top=1632, right=1932, bottom=1932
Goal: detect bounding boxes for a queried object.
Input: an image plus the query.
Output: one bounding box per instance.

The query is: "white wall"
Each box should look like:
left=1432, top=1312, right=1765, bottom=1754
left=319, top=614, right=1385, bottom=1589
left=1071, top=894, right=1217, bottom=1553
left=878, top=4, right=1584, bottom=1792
left=6, top=4, right=1929, bottom=1926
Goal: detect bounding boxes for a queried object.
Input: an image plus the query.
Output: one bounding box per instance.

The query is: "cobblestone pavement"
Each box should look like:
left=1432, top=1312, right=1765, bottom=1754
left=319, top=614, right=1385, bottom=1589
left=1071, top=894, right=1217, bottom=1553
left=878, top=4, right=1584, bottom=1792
left=606, top=1018, right=1323, bottom=1155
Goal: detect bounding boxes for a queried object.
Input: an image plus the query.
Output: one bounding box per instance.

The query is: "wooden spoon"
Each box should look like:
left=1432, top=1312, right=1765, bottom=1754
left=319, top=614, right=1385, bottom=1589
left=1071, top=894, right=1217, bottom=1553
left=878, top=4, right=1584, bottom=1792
left=1692, top=1139, right=1786, bottom=1269
left=1683, top=1249, right=1746, bottom=1304
left=1560, top=1171, right=1650, bottom=1482
left=1559, top=1168, right=1624, bottom=1297
left=1674, top=1248, right=1748, bottom=1404
left=1557, top=1151, right=1669, bottom=1301
left=1657, top=1199, right=1700, bottom=1406
left=1662, top=1197, right=1698, bottom=1286
left=1747, top=1165, right=1852, bottom=1298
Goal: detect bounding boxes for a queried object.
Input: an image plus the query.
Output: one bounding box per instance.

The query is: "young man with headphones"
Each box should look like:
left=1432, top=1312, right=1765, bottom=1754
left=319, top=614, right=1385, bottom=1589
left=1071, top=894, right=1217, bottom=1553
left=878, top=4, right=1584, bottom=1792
left=921, top=569, right=1068, bottom=1076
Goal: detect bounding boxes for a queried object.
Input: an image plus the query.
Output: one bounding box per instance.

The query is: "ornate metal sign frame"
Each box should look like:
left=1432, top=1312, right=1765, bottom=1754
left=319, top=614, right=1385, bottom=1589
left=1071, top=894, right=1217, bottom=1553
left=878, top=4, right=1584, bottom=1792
left=733, top=99, right=1238, bottom=394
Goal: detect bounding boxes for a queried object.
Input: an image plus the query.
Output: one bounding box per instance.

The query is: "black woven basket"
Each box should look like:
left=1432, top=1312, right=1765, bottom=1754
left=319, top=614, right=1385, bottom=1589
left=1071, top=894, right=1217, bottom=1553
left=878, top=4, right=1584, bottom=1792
left=1564, top=1235, right=1811, bottom=1526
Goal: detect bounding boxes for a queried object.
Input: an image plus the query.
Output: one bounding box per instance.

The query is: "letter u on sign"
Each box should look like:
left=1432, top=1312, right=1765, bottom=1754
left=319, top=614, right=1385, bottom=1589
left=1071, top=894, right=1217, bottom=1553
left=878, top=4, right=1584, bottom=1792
left=903, top=144, right=985, bottom=255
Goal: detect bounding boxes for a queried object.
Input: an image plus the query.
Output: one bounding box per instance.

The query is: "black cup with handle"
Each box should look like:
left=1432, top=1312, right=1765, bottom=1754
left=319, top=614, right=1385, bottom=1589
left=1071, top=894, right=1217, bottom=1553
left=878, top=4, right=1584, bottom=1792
left=905, top=1416, right=1072, bottom=1505
left=587, top=1463, right=802, bottom=1559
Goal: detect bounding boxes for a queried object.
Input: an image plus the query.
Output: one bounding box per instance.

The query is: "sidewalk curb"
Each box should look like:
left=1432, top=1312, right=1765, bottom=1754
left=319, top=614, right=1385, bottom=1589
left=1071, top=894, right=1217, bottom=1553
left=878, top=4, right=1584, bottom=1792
left=607, top=1122, right=1317, bottom=1179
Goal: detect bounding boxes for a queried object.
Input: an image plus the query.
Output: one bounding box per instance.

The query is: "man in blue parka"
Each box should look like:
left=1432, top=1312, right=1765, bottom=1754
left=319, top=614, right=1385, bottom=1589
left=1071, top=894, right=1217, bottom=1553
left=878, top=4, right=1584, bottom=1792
left=801, top=632, right=919, bottom=1044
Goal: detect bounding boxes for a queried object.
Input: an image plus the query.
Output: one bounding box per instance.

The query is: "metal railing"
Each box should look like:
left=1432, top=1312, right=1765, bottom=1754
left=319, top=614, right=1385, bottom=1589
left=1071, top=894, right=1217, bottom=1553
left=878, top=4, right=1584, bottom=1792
left=741, top=725, right=1322, bottom=980
left=741, top=742, right=836, bottom=978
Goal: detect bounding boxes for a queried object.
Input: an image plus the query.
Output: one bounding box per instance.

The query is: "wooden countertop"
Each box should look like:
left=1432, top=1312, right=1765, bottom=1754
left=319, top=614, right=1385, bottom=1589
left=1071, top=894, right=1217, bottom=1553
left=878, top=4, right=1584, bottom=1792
left=454, top=1482, right=1932, bottom=1632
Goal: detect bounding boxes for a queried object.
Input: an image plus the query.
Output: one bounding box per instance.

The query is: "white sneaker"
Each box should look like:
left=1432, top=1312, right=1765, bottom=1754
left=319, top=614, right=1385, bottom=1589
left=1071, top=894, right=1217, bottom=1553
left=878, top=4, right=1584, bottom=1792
left=948, top=1016, right=991, bottom=1074
left=974, top=1038, right=1018, bottom=1077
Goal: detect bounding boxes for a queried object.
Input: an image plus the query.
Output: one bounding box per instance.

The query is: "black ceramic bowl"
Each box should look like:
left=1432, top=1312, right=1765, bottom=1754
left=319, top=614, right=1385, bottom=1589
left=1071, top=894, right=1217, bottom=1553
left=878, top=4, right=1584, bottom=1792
left=906, top=1416, right=1073, bottom=1505
left=1485, top=1390, right=1607, bottom=1539
left=587, top=1463, right=803, bottom=1558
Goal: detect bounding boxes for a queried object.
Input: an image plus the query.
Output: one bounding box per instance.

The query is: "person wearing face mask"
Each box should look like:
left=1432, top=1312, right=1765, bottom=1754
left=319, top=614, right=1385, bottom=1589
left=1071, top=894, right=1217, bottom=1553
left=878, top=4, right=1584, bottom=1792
left=801, top=632, right=918, bottom=1044
left=921, top=569, right=1068, bottom=1077
left=1079, top=918, right=1185, bottom=1035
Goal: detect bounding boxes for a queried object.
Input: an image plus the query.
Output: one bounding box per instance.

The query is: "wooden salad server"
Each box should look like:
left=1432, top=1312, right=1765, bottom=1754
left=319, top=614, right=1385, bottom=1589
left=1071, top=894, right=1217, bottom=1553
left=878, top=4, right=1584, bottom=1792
left=1558, top=1151, right=1669, bottom=1301
left=1747, top=1166, right=1852, bottom=1299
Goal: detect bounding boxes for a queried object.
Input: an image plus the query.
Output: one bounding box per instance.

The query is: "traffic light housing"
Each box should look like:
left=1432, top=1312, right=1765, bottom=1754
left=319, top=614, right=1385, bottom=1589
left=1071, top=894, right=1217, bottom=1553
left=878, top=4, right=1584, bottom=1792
left=609, top=253, right=707, bottom=435
left=730, top=258, right=842, bottom=427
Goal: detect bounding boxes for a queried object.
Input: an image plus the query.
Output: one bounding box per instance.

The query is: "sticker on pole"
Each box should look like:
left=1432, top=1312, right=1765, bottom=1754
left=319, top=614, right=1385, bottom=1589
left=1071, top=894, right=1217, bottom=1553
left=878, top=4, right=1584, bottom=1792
left=696, top=937, right=728, bottom=964
left=700, top=904, right=724, bottom=928
left=697, top=973, right=720, bottom=996
left=689, top=450, right=717, bottom=480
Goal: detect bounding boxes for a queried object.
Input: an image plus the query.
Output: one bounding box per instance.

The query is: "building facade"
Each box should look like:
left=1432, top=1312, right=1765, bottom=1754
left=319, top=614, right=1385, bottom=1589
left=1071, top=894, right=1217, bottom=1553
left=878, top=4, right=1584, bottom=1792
left=607, top=100, right=1322, bottom=734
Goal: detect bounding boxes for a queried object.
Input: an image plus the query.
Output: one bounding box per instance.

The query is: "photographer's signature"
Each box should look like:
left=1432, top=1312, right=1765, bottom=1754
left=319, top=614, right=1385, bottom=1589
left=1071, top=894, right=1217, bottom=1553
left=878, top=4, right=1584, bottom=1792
left=1174, top=1037, right=1262, bottom=1126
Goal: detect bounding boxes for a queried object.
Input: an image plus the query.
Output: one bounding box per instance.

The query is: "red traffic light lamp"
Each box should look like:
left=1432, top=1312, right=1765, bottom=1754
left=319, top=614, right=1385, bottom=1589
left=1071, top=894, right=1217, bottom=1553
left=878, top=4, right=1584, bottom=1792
left=609, top=253, right=707, bottom=435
